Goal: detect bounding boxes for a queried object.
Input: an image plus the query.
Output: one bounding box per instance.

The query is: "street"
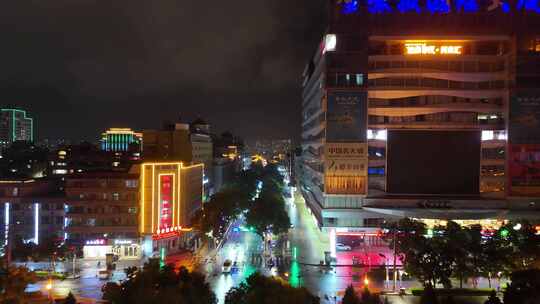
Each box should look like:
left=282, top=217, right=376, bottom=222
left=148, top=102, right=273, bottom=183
left=26, top=259, right=142, bottom=303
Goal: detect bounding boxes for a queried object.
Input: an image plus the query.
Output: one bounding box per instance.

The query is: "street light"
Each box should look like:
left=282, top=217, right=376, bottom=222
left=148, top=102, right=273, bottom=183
left=46, top=279, right=53, bottom=303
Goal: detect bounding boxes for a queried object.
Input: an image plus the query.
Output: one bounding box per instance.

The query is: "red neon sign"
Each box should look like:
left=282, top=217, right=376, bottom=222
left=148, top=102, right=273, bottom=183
left=160, top=175, right=173, bottom=230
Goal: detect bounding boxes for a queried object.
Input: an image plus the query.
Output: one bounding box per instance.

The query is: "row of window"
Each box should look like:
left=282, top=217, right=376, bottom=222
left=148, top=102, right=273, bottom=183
left=369, top=59, right=506, bottom=72
left=67, top=180, right=138, bottom=189
left=369, top=112, right=504, bottom=125
left=67, top=206, right=137, bottom=214
left=368, top=78, right=506, bottom=90
left=72, top=192, right=136, bottom=201
left=68, top=217, right=137, bottom=227
left=325, top=73, right=365, bottom=88
left=369, top=96, right=503, bottom=107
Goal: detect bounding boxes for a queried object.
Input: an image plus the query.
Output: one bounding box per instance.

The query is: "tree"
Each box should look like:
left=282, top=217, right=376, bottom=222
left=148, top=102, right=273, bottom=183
left=479, top=233, right=511, bottom=288
left=359, top=287, right=380, bottom=304
left=342, top=285, right=360, bottom=304
left=102, top=259, right=216, bottom=304
left=503, top=268, right=540, bottom=304
left=0, top=261, right=37, bottom=304
left=245, top=190, right=290, bottom=238
left=64, top=291, right=77, bottom=304
left=484, top=290, right=502, bottom=304
left=384, top=219, right=444, bottom=287
left=224, top=273, right=318, bottom=304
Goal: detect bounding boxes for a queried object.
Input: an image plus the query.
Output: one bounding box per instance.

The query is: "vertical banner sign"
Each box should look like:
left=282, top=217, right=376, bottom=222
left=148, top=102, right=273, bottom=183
left=325, top=91, right=368, bottom=195
left=509, top=93, right=540, bottom=196
left=160, top=175, right=173, bottom=229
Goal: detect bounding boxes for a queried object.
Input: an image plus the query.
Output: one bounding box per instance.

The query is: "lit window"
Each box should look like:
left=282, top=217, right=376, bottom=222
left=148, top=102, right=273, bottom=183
left=482, top=130, right=494, bottom=141
left=356, top=74, right=363, bottom=86
left=324, top=34, right=337, bottom=53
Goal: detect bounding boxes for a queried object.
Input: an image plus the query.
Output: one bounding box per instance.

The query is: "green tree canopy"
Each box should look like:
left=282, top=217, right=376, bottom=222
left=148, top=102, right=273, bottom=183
left=224, top=273, right=318, bottom=304
left=102, top=259, right=216, bottom=304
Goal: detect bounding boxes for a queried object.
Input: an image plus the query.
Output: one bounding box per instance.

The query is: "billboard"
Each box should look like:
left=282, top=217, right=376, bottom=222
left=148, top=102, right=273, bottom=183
left=509, top=93, right=540, bottom=144
left=325, top=143, right=367, bottom=195
left=326, top=91, right=367, bottom=142
left=387, top=130, right=481, bottom=195
left=509, top=144, right=540, bottom=196
left=159, top=175, right=173, bottom=229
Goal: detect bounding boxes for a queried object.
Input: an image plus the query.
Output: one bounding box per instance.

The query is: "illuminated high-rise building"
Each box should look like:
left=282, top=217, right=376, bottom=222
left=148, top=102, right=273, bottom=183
left=100, top=128, right=143, bottom=152
left=0, top=108, right=33, bottom=147
left=299, top=0, right=540, bottom=251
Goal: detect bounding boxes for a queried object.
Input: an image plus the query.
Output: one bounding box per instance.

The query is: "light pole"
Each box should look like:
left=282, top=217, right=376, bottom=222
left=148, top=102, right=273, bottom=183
left=46, top=279, right=53, bottom=303
left=393, top=229, right=397, bottom=292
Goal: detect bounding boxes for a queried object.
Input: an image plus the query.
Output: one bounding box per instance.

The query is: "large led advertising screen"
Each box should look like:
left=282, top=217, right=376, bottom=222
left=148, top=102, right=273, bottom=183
left=509, top=144, right=540, bottom=196
left=509, top=93, right=540, bottom=145
left=387, top=130, right=481, bottom=195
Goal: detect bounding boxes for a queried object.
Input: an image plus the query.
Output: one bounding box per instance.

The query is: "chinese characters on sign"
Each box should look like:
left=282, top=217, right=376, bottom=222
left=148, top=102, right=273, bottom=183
left=160, top=175, right=173, bottom=229
left=325, top=143, right=367, bottom=195
left=405, top=43, right=462, bottom=55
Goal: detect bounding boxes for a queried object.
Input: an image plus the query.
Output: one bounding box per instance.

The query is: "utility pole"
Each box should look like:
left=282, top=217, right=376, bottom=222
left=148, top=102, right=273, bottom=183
left=393, top=229, right=397, bottom=292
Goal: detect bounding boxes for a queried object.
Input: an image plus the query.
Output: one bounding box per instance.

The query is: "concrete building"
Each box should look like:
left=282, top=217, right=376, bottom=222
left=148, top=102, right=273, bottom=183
left=0, top=179, right=65, bottom=246
left=0, top=108, right=33, bottom=148
left=143, top=120, right=213, bottom=197
left=300, top=0, right=540, bottom=252
left=65, top=172, right=141, bottom=260
left=49, top=142, right=136, bottom=176
left=138, top=162, right=203, bottom=256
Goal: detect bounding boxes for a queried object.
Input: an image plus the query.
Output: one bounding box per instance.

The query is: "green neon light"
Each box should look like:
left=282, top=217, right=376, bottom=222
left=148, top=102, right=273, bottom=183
left=29, top=117, right=33, bottom=142
left=11, top=110, right=15, bottom=142
left=1, top=109, right=33, bottom=142
left=289, top=261, right=300, bottom=287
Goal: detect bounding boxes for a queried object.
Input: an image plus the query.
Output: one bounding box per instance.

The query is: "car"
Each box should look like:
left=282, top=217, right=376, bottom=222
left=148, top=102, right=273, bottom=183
left=222, top=259, right=232, bottom=274
left=336, top=243, right=352, bottom=251
left=98, top=270, right=111, bottom=280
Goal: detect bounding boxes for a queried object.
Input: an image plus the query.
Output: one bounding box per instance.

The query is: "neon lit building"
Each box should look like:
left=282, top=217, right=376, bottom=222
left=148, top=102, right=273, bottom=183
left=0, top=109, right=33, bottom=147
left=300, top=0, right=540, bottom=246
left=138, top=162, right=203, bottom=256
left=100, top=128, right=142, bottom=152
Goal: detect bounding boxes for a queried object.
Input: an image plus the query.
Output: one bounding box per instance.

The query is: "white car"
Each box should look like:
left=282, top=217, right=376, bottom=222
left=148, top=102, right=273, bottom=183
left=336, top=243, right=352, bottom=251
left=222, top=260, right=232, bottom=274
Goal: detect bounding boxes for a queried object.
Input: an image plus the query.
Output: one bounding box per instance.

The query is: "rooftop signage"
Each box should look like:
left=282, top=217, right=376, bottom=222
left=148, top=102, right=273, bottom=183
left=337, top=0, right=539, bottom=14
left=405, top=43, right=462, bottom=55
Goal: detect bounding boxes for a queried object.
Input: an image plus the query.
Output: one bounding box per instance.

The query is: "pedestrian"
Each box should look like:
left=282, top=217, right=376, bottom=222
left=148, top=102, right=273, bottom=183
left=97, top=261, right=101, bottom=268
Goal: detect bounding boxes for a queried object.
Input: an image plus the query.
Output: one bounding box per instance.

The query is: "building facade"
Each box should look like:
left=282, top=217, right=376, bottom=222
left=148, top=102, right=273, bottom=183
left=65, top=172, right=141, bottom=260
left=100, top=128, right=143, bottom=153
left=0, top=179, right=65, bottom=247
left=0, top=109, right=33, bottom=147
left=138, top=162, right=203, bottom=256
left=300, top=1, right=540, bottom=245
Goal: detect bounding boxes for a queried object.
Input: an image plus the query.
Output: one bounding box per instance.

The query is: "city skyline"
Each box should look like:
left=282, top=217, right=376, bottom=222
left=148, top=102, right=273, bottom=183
left=0, top=0, right=327, bottom=142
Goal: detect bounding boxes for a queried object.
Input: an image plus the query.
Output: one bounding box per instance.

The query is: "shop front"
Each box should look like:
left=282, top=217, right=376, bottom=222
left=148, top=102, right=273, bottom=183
left=83, top=238, right=142, bottom=260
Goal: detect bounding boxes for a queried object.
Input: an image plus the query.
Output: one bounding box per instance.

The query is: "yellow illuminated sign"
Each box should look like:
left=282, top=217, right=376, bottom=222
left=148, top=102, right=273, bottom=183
left=405, top=43, right=462, bottom=55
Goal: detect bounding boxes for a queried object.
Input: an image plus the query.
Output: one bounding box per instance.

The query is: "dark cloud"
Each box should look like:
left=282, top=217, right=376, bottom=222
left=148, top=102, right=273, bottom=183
left=0, top=0, right=327, bottom=142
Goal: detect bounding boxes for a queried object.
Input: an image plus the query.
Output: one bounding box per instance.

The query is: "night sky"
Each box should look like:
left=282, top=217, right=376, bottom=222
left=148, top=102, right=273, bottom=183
left=0, top=1, right=327, bottom=143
